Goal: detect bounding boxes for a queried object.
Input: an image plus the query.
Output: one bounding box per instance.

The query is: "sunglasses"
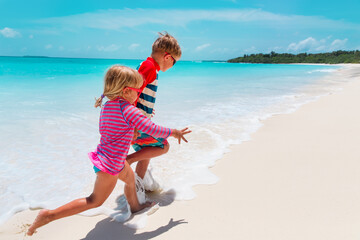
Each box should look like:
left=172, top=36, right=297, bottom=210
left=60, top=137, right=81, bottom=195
left=125, top=86, right=142, bottom=93
left=165, top=52, right=176, bottom=65
left=125, top=86, right=142, bottom=104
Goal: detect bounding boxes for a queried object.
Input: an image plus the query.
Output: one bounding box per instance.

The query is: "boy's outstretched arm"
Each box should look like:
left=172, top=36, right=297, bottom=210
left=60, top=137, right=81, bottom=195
left=170, top=128, right=191, bottom=144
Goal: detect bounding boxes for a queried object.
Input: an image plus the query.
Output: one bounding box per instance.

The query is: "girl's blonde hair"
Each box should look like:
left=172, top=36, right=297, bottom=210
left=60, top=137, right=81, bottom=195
left=94, top=65, right=143, bottom=108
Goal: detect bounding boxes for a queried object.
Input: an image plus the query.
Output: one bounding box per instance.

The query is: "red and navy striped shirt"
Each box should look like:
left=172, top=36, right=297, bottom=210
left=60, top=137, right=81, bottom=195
left=92, top=98, right=171, bottom=175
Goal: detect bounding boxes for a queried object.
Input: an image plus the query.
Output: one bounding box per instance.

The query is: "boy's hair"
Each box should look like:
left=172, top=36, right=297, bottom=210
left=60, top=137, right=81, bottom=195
left=152, top=32, right=182, bottom=58
left=94, top=65, right=143, bottom=108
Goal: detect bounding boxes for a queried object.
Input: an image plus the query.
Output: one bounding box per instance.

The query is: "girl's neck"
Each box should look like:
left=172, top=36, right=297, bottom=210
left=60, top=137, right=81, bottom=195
left=118, top=96, right=134, bottom=105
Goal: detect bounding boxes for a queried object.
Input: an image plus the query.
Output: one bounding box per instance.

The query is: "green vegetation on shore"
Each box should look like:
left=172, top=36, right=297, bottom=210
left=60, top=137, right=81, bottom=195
left=228, top=50, right=360, bottom=64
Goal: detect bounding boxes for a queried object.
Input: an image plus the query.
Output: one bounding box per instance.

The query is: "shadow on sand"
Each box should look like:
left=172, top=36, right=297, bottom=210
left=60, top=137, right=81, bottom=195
left=82, top=218, right=187, bottom=240
left=81, top=189, right=187, bottom=240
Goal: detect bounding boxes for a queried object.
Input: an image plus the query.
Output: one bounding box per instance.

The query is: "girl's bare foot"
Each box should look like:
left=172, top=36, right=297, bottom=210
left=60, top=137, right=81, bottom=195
left=131, top=201, right=155, bottom=213
left=27, top=209, right=52, bottom=236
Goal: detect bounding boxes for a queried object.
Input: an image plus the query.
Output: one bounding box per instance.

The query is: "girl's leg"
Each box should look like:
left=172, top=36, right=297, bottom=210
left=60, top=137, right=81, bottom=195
left=118, top=161, right=153, bottom=212
left=27, top=171, right=118, bottom=236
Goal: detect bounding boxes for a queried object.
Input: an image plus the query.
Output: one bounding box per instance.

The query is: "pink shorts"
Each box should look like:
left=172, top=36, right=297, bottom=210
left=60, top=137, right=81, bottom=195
left=88, top=151, right=121, bottom=176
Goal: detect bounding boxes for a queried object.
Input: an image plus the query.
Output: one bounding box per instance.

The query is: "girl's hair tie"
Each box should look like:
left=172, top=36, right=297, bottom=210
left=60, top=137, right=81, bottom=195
left=95, top=94, right=105, bottom=108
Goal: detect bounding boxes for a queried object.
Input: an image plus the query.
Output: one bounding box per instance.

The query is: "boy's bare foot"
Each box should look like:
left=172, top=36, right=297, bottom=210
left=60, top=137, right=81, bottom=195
left=27, top=209, right=52, bottom=236
left=131, top=201, right=156, bottom=213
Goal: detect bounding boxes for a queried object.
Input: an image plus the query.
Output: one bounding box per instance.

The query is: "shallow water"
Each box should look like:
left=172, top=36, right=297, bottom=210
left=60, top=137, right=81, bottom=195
left=0, top=57, right=343, bottom=224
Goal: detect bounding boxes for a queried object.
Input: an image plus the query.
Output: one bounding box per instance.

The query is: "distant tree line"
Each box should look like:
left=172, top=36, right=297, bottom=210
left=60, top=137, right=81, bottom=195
left=227, top=50, right=360, bottom=64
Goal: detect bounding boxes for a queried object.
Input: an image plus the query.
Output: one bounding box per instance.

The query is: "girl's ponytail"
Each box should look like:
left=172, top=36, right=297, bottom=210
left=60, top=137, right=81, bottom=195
left=94, top=94, right=105, bottom=108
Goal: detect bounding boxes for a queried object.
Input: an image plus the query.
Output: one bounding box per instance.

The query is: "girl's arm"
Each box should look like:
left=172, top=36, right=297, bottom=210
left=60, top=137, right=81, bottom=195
left=122, top=103, right=191, bottom=143
left=122, top=103, right=171, bottom=138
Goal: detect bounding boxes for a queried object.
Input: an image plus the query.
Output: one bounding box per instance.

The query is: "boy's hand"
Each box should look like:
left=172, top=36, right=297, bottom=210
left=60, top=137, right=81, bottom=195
left=171, top=128, right=191, bottom=144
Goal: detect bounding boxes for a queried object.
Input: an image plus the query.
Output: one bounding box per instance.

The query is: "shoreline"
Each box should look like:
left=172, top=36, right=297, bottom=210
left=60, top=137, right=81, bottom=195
left=1, top=64, right=360, bottom=239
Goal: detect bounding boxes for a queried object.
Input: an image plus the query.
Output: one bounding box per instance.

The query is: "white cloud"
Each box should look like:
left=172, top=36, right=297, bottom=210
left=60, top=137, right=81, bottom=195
left=269, top=46, right=283, bottom=52
left=129, top=43, right=140, bottom=51
left=288, top=37, right=318, bottom=52
left=59, top=46, right=64, bottom=51
left=196, top=43, right=211, bottom=51
left=29, top=34, right=34, bottom=39
left=0, top=27, right=21, bottom=38
left=97, top=44, right=120, bottom=52
left=330, top=38, right=348, bottom=50
left=244, top=46, right=257, bottom=53
left=36, top=9, right=360, bottom=31
left=287, top=37, right=348, bottom=53
left=45, top=44, right=53, bottom=49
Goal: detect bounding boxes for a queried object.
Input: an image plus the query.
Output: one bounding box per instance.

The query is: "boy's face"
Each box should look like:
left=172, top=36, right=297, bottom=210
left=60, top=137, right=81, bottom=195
left=161, top=53, right=180, bottom=72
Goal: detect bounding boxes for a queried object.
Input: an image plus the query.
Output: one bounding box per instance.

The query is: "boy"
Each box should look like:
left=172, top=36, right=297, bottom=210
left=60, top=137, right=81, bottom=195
left=126, top=32, right=181, bottom=189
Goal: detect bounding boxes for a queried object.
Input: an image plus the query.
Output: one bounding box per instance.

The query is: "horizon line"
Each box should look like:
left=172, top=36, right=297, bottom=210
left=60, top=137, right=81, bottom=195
left=0, top=55, right=228, bottom=62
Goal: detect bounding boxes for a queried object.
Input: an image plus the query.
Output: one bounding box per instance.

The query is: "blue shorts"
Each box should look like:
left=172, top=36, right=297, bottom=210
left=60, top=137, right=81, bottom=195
left=93, top=165, right=101, bottom=173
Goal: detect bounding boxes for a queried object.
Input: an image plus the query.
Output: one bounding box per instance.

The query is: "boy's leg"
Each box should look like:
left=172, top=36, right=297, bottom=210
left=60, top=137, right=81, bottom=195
left=135, top=158, right=150, bottom=179
left=118, top=161, right=153, bottom=212
left=127, top=143, right=170, bottom=179
left=27, top=171, right=118, bottom=236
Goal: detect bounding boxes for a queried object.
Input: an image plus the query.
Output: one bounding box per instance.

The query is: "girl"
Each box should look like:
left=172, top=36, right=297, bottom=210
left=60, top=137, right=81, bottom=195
left=27, top=65, right=190, bottom=236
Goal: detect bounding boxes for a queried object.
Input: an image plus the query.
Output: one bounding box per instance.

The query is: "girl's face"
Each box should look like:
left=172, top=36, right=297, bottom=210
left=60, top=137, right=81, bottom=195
left=123, top=86, right=142, bottom=104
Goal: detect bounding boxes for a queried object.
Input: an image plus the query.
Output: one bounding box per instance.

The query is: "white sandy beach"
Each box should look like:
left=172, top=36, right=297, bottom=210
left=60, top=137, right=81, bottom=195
left=1, top=64, right=360, bottom=240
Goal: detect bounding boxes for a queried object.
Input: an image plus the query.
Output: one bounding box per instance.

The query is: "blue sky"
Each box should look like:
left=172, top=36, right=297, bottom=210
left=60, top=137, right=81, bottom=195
left=0, top=0, right=359, bottom=60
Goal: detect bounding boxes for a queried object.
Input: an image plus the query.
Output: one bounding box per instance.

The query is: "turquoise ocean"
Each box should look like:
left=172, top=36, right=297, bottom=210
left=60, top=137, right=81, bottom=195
left=0, top=57, right=344, bottom=224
